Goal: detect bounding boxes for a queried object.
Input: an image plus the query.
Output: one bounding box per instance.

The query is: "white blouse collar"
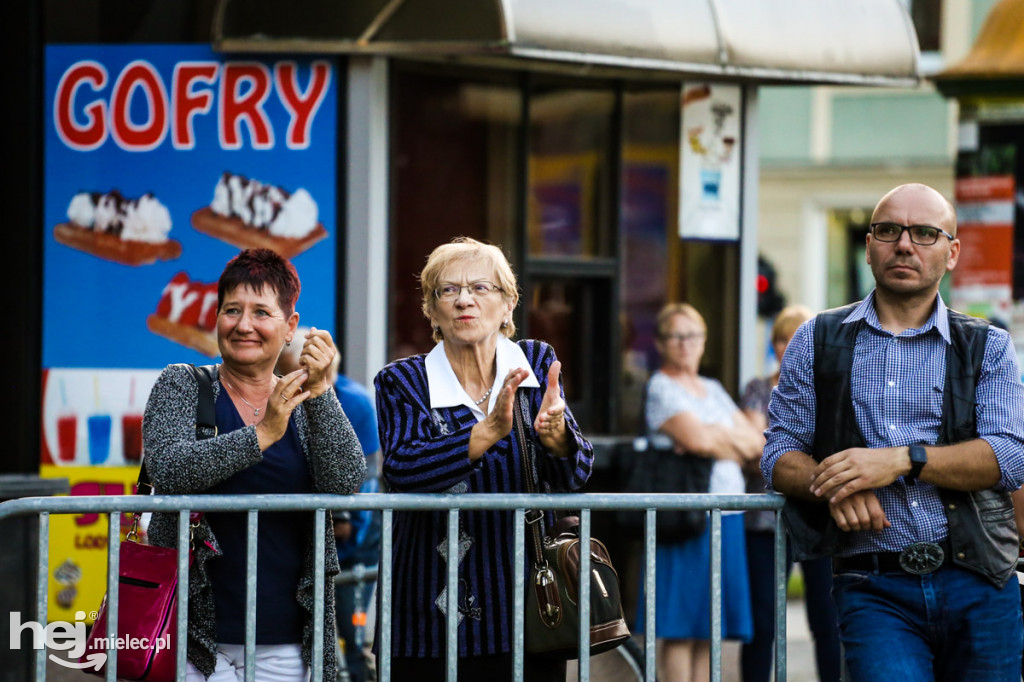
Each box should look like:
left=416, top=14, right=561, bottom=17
left=425, top=337, right=541, bottom=419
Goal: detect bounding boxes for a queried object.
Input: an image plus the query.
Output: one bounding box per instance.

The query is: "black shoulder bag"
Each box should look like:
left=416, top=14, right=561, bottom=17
left=612, top=435, right=713, bottom=543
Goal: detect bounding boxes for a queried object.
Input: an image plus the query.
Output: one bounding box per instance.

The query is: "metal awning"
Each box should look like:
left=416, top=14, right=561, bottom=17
left=212, top=0, right=920, bottom=86
left=933, top=0, right=1024, bottom=96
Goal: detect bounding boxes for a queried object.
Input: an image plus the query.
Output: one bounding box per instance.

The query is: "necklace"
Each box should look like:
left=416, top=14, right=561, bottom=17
left=221, top=376, right=265, bottom=417
left=473, top=386, right=493, bottom=406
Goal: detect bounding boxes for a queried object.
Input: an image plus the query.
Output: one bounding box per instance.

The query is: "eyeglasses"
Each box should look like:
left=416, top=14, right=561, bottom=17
left=661, top=332, right=705, bottom=344
left=434, top=280, right=504, bottom=302
left=870, top=222, right=954, bottom=246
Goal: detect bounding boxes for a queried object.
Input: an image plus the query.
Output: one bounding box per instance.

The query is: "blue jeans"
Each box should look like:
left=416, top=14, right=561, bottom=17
left=832, top=564, right=1022, bottom=682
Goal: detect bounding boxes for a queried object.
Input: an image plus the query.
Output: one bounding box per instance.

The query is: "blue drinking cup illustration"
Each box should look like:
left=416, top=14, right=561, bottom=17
left=87, top=414, right=112, bottom=465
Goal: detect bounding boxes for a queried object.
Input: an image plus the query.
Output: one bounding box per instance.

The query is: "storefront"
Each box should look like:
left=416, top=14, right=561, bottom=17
left=934, top=0, right=1024, bottom=371
left=8, top=0, right=919, bottom=624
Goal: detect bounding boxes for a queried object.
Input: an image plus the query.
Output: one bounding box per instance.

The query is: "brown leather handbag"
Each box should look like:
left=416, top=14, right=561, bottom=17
left=513, top=392, right=631, bottom=659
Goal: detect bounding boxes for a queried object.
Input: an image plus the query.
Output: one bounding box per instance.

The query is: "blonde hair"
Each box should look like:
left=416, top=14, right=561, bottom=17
left=420, top=237, right=519, bottom=343
left=771, top=305, right=813, bottom=345
left=656, top=302, right=707, bottom=339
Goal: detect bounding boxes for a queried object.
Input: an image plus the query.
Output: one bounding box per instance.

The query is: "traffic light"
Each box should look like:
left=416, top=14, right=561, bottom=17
left=757, top=255, right=785, bottom=318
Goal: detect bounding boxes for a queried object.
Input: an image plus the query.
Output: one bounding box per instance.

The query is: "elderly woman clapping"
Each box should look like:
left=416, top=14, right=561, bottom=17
left=373, top=237, right=594, bottom=682
left=143, top=248, right=366, bottom=681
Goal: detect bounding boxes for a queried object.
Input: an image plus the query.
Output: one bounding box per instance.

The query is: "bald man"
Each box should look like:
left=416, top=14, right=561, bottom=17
left=762, top=184, right=1024, bottom=680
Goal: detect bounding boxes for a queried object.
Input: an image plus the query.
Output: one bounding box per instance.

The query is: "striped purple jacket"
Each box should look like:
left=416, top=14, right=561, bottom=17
left=373, top=339, right=593, bottom=658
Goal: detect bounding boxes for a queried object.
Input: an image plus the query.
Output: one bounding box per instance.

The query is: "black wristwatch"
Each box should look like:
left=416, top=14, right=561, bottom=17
left=907, top=444, right=928, bottom=484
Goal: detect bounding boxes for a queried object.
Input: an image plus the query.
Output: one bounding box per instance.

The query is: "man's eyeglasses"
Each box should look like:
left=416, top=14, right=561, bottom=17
left=434, top=281, right=504, bottom=302
left=870, top=222, right=954, bottom=246
left=661, top=332, right=706, bottom=345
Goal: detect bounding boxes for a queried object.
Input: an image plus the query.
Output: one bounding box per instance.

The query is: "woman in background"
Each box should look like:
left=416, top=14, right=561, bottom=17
left=639, top=302, right=763, bottom=682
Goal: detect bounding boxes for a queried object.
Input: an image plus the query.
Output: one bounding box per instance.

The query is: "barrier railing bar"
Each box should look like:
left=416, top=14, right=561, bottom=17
left=446, top=508, right=459, bottom=681
left=105, top=509, right=121, bottom=682
left=513, top=508, right=526, bottom=682
left=176, top=510, right=190, bottom=682
left=3, top=493, right=788, bottom=682
left=578, top=508, right=592, bottom=680
left=774, top=507, right=787, bottom=682
left=244, top=510, right=258, bottom=682
left=312, top=509, right=325, bottom=682
left=0, top=493, right=786, bottom=518
left=644, top=508, right=656, bottom=682
left=34, top=512, right=49, bottom=682
left=379, top=508, right=393, bottom=682
left=709, top=509, right=722, bottom=682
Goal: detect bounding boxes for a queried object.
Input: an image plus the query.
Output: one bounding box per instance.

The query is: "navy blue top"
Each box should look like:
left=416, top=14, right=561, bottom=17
left=206, top=390, right=313, bottom=644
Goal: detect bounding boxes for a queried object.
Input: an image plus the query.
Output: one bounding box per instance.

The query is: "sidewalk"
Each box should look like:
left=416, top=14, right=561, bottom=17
left=722, top=597, right=820, bottom=682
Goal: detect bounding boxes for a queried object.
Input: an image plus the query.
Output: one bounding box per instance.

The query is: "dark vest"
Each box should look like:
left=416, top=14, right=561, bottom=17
left=781, top=301, right=1017, bottom=587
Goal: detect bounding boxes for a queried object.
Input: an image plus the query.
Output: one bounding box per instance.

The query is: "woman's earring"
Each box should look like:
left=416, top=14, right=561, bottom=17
left=501, top=319, right=509, bottom=329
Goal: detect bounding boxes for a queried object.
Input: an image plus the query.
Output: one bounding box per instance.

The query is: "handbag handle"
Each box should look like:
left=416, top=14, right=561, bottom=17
left=131, top=363, right=216, bottom=538
left=512, top=391, right=547, bottom=567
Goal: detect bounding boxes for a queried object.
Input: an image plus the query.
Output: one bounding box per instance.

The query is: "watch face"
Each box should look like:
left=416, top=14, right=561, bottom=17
left=910, top=445, right=927, bottom=465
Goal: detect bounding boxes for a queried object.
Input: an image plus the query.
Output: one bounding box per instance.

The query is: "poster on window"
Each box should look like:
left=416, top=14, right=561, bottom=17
left=951, top=175, right=1014, bottom=325
left=42, top=44, right=337, bottom=468
left=679, top=83, right=741, bottom=240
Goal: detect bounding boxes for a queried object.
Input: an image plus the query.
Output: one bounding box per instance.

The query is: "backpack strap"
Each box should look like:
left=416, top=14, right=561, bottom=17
left=137, top=363, right=217, bottom=495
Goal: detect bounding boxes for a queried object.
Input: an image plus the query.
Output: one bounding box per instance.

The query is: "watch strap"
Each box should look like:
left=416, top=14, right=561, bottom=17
left=908, top=444, right=927, bottom=482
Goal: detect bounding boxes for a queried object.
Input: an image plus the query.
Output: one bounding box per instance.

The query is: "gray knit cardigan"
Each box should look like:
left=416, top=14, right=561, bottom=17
left=142, top=363, right=366, bottom=679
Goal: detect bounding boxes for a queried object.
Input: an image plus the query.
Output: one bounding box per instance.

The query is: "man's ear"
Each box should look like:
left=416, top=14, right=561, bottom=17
left=946, top=239, right=960, bottom=272
left=865, top=234, right=873, bottom=265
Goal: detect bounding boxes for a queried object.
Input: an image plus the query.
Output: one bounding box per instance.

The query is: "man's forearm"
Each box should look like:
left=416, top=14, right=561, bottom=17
left=771, top=450, right=823, bottom=502
left=919, top=439, right=1001, bottom=491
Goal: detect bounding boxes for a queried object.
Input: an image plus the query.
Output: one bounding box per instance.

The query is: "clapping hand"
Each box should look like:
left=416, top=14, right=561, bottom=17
left=534, top=361, right=572, bottom=458
left=297, top=326, right=335, bottom=398
left=256, top=368, right=310, bottom=450
left=484, top=368, right=530, bottom=438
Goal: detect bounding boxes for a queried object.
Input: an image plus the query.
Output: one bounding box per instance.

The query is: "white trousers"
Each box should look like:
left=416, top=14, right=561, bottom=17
left=185, top=643, right=309, bottom=682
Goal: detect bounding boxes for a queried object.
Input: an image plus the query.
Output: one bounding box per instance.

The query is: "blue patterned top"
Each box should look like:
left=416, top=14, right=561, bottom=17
left=373, top=339, right=593, bottom=657
left=762, top=292, right=1024, bottom=556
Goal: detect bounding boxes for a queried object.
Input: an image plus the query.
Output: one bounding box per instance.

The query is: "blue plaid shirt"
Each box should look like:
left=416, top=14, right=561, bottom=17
left=762, top=292, right=1024, bottom=556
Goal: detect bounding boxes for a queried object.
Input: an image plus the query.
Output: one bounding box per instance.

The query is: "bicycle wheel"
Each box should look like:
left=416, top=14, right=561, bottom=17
left=566, top=637, right=650, bottom=682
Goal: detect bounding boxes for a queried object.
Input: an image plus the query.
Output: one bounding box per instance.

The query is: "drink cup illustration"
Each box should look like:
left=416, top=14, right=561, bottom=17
left=88, top=374, right=111, bottom=465
left=122, top=414, right=143, bottom=462
left=56, top=378, right=77, bottom=463
left=57, top=413, right=77, bottom=462
left=122, top=376, right=143, bottom=463
left=88, top=414, right=112, bottom=465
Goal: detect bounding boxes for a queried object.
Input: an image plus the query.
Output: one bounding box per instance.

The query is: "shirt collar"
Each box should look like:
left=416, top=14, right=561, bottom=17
left=425, top=337, right=541, bottom=418
left=842, top=289, right=951, bottom=343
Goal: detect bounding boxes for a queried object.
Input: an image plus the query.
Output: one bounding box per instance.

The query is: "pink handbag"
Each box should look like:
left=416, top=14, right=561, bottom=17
left=82, top=535, right=184, bottom=681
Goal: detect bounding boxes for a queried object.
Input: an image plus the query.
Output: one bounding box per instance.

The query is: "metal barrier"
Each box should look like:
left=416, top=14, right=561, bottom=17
left=0, top=492, right=787, bottom=682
